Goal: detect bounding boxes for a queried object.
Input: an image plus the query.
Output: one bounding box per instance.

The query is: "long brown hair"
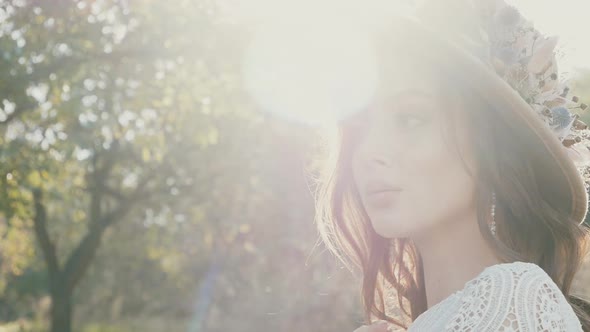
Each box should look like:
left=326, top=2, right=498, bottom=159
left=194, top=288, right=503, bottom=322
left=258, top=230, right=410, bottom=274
left=313, top=58, right=590, bottom=330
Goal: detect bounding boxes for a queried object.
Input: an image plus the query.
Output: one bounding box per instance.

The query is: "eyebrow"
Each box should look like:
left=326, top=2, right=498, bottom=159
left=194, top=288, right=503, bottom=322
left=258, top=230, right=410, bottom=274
left=375, top=89, right=438, bottom=112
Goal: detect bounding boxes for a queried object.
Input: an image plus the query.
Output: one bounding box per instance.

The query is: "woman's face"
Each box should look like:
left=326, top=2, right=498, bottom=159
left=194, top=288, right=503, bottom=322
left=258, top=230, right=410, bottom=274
left=351, top=73, right=478, bottom=239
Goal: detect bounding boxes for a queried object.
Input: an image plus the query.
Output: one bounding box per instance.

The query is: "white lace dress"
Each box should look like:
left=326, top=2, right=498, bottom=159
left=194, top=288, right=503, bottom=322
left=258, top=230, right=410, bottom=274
left=407, top=261, right=583, bottom=331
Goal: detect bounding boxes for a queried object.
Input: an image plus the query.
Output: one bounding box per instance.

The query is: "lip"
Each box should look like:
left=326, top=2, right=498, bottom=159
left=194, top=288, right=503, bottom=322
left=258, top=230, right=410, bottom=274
left=364, top=181, right=403, bottom=195
left=362, top=181, right=403, bottom=210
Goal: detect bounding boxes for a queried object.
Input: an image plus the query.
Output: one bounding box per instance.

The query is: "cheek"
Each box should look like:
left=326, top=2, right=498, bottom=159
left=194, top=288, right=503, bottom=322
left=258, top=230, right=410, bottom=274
left=405, top=131, right=476, bottom=227
left=351, top=155, right=361, bottom=197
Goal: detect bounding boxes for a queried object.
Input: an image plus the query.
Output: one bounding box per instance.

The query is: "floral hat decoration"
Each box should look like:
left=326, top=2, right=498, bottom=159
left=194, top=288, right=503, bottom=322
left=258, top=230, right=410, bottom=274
left=479, top=1, right=590, bottom=159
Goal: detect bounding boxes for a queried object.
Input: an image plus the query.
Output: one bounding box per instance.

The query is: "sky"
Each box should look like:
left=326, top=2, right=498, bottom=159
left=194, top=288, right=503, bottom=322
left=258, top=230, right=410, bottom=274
left=510, top=0, right=590, bottom=73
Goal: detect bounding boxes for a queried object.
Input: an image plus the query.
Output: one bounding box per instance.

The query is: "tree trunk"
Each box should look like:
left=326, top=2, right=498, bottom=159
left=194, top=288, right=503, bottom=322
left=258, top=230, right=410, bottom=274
left=50, top=284, right=72, bottom=332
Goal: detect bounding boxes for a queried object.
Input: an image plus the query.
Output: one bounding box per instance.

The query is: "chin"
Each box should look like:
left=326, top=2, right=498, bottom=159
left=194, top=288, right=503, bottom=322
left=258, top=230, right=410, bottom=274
left=369, top=215, right=410, bottom=239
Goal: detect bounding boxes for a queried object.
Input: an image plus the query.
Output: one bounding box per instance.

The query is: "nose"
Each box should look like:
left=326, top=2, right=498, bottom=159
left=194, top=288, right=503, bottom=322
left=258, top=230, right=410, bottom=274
left=353, top=112, right=400, bottom=171
left=358, top=143, right=395, bottom=172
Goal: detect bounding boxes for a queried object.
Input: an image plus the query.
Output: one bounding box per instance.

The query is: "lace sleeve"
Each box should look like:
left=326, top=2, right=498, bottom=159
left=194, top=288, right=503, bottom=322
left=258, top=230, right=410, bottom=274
left=444, top=262, right=583, bottom=331
left=522, top=274, right=583, bottom=331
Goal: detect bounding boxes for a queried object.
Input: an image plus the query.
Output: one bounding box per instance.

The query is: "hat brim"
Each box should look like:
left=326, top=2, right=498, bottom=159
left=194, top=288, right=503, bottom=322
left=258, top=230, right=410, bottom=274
left=376, top=17, right=588, bottom=224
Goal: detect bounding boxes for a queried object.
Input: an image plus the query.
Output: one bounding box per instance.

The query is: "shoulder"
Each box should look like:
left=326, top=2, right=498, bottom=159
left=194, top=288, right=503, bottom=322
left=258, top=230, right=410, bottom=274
left=444, top=261, right=583, bottom=331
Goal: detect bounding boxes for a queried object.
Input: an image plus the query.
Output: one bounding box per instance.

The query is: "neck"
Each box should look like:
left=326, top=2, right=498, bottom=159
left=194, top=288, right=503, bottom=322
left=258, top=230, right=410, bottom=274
left=411, top=208, right=501, bottom=310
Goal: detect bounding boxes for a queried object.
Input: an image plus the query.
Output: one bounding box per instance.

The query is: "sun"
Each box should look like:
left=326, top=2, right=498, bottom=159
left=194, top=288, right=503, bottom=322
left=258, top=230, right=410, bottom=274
left=236, top=0, right=413, bottom=125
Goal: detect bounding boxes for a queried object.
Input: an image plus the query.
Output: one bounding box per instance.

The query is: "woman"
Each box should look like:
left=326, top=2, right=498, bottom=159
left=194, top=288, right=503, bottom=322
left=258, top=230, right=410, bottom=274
left=313, top=0, right=590, bottom=331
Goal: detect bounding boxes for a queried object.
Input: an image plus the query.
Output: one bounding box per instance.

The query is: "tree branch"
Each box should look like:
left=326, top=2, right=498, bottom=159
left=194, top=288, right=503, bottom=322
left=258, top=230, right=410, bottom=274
left=32, top=188, right=61, bottom=281
left=61, top=162, right=159, bottom=292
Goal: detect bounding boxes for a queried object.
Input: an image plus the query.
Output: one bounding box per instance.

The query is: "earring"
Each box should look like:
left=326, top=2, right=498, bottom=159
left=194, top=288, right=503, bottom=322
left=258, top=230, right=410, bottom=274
left=490, top=191, right=497, bottom=236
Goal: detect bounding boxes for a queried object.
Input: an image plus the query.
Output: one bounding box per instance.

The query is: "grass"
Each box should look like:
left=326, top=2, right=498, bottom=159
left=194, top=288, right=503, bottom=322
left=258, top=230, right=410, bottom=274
left=1, top=317, right=188, bottom=332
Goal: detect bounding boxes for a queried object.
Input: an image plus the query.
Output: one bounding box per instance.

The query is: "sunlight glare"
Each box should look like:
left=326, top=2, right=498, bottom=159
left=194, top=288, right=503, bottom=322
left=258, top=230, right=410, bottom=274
left=241, top=0, right=412, bottom=125
left=243, top=20, right=377, bottom=124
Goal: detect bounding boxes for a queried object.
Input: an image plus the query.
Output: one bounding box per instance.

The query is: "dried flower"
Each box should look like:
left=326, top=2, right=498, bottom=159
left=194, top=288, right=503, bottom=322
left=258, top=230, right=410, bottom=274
left=495, top=47, right=519, bottom=65
left=551, top=106, right=573, bottom=129
left=494, top=6, right=521, bottom=28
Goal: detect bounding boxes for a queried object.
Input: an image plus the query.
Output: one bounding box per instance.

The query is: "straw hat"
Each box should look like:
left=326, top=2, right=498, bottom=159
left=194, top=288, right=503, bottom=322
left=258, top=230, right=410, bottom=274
left=371, top=0, right=590, bottom=224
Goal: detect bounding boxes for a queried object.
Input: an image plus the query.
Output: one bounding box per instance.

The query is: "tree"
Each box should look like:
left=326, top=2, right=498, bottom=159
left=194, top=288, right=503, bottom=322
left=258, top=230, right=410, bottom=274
left=0, top=0, right=232, bottom=330
left=0, top=1, right=361, bottom=331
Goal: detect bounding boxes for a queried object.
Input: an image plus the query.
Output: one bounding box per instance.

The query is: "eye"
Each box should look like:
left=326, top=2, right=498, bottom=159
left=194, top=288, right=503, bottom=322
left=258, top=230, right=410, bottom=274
left=396, top=113, right=428, bottom=129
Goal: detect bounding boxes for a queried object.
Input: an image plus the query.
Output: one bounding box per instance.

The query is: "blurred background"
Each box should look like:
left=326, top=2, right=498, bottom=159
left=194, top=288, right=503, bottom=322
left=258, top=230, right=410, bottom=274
left=0, top=0, right=589, bottom=331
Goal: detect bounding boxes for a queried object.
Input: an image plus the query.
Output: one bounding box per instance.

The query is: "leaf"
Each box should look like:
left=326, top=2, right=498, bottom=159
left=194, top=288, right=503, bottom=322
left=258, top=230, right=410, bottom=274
left=26, top=171, right=42, bottom=188
left=142, top=147, right=151, bottom=162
